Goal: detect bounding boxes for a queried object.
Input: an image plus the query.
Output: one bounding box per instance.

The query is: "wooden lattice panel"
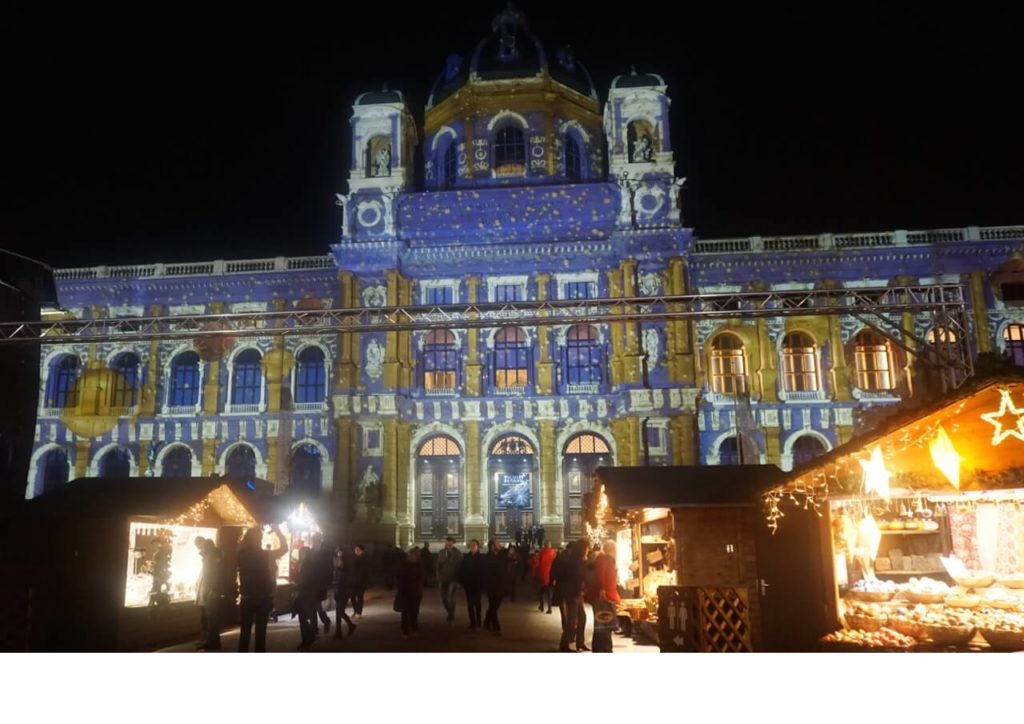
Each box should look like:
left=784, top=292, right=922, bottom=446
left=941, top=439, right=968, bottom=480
left=698, top=587, right=753, bottom=652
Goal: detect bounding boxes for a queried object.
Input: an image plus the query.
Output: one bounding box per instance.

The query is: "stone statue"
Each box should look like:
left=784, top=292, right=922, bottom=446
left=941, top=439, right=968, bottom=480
left=375, top=145, right=391, bottom=177
left=358, top=465, right=379, bottom=503
left=642, top=328, right=661, bottom=367
left=365, top=340, right=385, bottom=380
left=633, top=134, right=653, bottom=162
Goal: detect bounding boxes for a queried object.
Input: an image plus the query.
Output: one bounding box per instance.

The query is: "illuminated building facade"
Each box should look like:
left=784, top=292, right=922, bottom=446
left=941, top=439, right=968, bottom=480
left=27, top=8, right=1024, bottom=545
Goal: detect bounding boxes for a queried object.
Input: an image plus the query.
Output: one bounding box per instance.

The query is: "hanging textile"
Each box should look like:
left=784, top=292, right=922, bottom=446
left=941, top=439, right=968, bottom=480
left=945, top=504, right=981, bottom=570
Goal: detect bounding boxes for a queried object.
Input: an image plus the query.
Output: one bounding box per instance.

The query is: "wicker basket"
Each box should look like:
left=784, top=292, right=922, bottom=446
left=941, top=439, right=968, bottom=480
left=982, top=599, right=1021, bottom=611
left=845, top=613, right=888, bottom=632
left=996, top=577, right=1024, bottom=590
left=979, top=628, right=1024, bottom=651
left=903, top=591, right=946, bottom=604
left=921, top=623, right=977, bottom=646
left=850, top=590, right=896, bottom=602
left=889, top=618, right=928, bottom=641
left=953, top=576, right=995, bottom=589
left=943, top=596, right=981, bottom=609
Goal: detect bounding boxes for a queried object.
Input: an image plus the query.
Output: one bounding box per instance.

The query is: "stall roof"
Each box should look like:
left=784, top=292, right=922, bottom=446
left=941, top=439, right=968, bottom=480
left=27, top=476, right=258, bottom=525
left=597, top=465, right=787, bottom=508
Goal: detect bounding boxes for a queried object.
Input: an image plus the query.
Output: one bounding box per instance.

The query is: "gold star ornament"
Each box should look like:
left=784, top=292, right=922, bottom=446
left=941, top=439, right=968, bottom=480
left=980, top=387, right=1024, bottom=446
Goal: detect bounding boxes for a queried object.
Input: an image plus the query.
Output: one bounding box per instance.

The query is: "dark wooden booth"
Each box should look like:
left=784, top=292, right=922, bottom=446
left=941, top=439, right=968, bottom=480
left=598, top=465, right=836, bottom=652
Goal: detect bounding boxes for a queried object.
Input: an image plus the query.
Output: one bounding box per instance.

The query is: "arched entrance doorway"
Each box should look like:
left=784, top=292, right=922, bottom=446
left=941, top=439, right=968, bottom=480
left=562, top=433, right=612, bottom=537
left=416, top=435, right=463, bottom=540
left=488, top=434, right=536, bottom=538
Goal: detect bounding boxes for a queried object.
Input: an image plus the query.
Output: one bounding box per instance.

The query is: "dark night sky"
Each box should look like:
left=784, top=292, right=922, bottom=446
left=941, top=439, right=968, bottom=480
left=2, top=4, right=1020, bottom=269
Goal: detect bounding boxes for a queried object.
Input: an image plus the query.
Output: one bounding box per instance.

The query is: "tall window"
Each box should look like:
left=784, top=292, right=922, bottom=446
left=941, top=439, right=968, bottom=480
left=791, top=435, right=828, bottom=467
left=417, top=436, right=462, bottom=539
left=40, top=448, right=70, bottom=493
left=494, top=284, right=522, bottom=303
left=168, top=352, right=200, bottom=408
left=565, top=281, right=593, bottom=300
left=110, top=352, right=140, bottom=408
left=1005, top=324, right=1024, bottom=367
left=710, top=334, right=748, bottom=395
left=442, top=142, right=458, bottom=188
left=294, top=347, right=326, bottom=404
left=45, top=355, right=79, bottom=408
left=564, top=324, right=602, bottom=387
left=563, top=433, right=611, bottom=535
left=717, top=435, right=757, bottom=465
left=231, top=349, right=263, bottom=406
left=423, top=330, right=458, bottom=391
left=494, top=327, right=529, bottom=389
left=291, top=445, right=322, bottom=496
left=99, top=448, right=131, bottom=479
left=781, top=332, right=819, bottom=392
left=226, top=445, right=257, bottom=482
left=161, top=446, right=193, bottom=478
left=854, top=330, right=894, bottom=391
left=565, top=134, right=582, bottom=181
left=427, top=287, right=454, bottom=305
left=494, top=126, right=526, bottom=172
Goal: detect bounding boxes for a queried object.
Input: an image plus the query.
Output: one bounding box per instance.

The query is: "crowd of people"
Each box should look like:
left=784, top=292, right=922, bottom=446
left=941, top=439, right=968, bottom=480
left=190, top=528, right=624, bottom=652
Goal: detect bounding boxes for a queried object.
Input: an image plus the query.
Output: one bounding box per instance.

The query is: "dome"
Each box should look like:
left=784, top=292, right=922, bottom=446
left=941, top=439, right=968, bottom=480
left=610, top=70, right=666, bottom=89
left=426, top=4, right=597, bottom=108
left=354, top=89, right=405, bottom=106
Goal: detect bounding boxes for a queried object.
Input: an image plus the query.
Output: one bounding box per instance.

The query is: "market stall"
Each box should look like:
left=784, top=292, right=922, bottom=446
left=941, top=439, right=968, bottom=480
left=595, top=464, right=799, bottom=651
left=765, top=378, right=1024, bottom=652
left=25, top=477, right=257, bottom=651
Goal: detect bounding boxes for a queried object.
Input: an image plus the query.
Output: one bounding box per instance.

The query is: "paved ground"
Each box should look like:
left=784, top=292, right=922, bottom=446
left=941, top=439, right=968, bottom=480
left=162, top=581, right=658, bottom=653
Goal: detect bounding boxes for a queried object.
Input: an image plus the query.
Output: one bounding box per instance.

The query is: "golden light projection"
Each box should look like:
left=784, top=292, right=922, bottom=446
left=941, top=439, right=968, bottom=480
left=860, top=445, right=891, bottom=499
left=855, top=514, right=883, bottom=578
left=928, top=424, right=962, bottom=490
left=163, top=484, right=256, bottom=527
left=980, top=387, right=1024, bottom=446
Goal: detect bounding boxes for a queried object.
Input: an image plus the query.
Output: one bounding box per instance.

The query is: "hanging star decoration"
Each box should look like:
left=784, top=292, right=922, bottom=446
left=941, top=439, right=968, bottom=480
left=980, top=387, right=1024, bottom=446
left=860, top=445, right=891, bottom=499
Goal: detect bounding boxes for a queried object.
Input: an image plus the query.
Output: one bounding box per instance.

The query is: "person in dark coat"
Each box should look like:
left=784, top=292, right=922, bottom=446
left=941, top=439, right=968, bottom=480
left=483, top=539, right=510, bottom=634
left=295, top=547, right=320, bottom=650
left=237, top=525, right=288, bottom=652
left=310, top=533, right=333, bottom=634
left=195, top=536, right=226, bottom=651
left=458, top=539, right=485, bottom=631
left=383, top=544, right=400, bottom=589
left=556, top=540, right=588, bottom=652
left=421, top=542, right=435, bottom=588
left=436, top=536, right=463, bottom=623
left=349, top=544, right=369, bottom=617
left=396, top=547, right=425, bottom=638
left=332, top=547, right=357, bottom=638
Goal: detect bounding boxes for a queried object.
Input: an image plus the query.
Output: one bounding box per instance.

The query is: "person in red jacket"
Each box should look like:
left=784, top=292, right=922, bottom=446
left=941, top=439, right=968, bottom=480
left=535, top=541, right=557, bottom=614
left=585, top=540, right=621, bottom=653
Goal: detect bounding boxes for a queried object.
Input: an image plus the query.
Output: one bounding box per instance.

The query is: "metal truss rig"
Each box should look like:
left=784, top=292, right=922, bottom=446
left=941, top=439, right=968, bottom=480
left=1, top=284, right=973, bottom=388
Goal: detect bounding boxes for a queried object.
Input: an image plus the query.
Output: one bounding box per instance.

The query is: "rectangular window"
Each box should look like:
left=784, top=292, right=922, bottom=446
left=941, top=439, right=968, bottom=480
left=427, top=287, right=454, bottom=305
left=1002, top=283, right=1024, bottom=302
left=494, top=284, right=522, bottom=303
left=646, top=427, right=662, bottom=449
left=565, top=281, right=593, bottom=300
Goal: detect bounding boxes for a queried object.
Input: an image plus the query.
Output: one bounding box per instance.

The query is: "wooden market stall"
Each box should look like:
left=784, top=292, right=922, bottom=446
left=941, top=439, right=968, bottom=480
left=765, top=377, right=1024, bottom=652
left=596, top=464, right=837, bottom=652
left=23, top=476, right=258, bottom=651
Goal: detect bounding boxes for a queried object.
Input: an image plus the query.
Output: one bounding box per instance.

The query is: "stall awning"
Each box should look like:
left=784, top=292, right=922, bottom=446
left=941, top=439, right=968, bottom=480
left=597, top=465, right=787, bottom=508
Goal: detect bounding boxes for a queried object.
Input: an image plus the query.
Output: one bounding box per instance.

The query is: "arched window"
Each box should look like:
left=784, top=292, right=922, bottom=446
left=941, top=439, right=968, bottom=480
left=294, top=347, right=326, bottom=404
left=423, top=330, right=458, bottom=392
left=494, top=126, right=526, bottom=174
left=99, top=447, right=131, bottom=479
left=110, top=352, right=140, bottom=408
left=290, top=444, right=322, bottom=496
left=231, top=349, right=263, bottom=406
left=161, top=446, right=193, bottom=478
left=45, top=355, right=79, bottom=409
left=1004, top=324, right=1024, bottom=367
left=563, top=433, right=612, bottom=536
left=494, top=327, right=530, bottom=389
left=417, top=435, right=463, bottom=539
left=854, top=330, right=894, bottom=390
left=226, top=445, right=257, bottom=482
left=565, top=134, right=582, bottom=181
left=710, top=334, right=748, bottom=395
left=564, top=324, right=602, bottom=390
left=717, top=435, right=757, bottom=465
left=40, top=448, right=70, bottom=493
left=168, top=351, right=201, bottom=409
left=791, top=435, right=828, bottom=467
left=781, top=332, right=819, bottom=392
left=442, top=142, right=458, bottom=189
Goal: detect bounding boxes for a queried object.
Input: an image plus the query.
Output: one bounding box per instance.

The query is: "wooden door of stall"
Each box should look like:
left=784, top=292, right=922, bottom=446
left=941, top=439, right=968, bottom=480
left=754, top=504, right=835, bottom=651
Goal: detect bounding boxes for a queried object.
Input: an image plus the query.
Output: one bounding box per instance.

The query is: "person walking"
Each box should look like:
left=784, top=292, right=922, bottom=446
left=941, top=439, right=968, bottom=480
left=436, top=536, right=463, bottom=623
left=585, top=540, right=621, bottom=653
left=396, top=547, right=425, bottom=638
left=310, top=533, right=333, bottom=634
left=349, top=544, right=369, bottom=617
left=458, top=539, right=485, bottom=631
left=535, top=541, right=556, bottom=614
left=237, top=525, right=288, bottom=653
left=383, top=544, right=399, bottom=590
left=295, top=547, right=320, bottom=650
left=483, top=539, right=509, bottom=635
left=556, top=540, right=587, bottom=652
left=195, top=537, right=227, bottom=651
left=332, top=546, right=357, bottom=639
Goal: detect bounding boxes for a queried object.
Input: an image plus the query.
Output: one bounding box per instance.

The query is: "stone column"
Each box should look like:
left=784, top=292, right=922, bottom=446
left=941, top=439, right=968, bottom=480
left=535, top=273, right=554, bottom=395
left=203, top=301, right=224, bottom=415
left=465, top=276, right=483, bottom=396
left=822, top=283, right=853, bottom=402
left=756, top=318, right=779, bottom=403
left=396, top=420, right=413, bottom=545
left=463, top=419, right=487, bottom=543
left=764, top=427, right=782, bottom=467
left=74, top=440, right=91, bottom=479
left=670, top=413, right=698, bottom=465
left=265, top=299, right=289, bottom=413
left=140, top=304, right=162, bottom=416
left=336, top=272, right=359, bottom=390
left=607, top=269, right=625, bottom=385
left=620, top=259, right=644, bottom=385
left=333, top=419, right=354, bottom=531
left=202, top=437, right=218, bottom=476
left=667, top=258, right=696, bottom=385
left=970, top=271, right=993, bottom=354
left=538, top=418, right=563, bottom=544
left=379, top=418, right=399, bottom=542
